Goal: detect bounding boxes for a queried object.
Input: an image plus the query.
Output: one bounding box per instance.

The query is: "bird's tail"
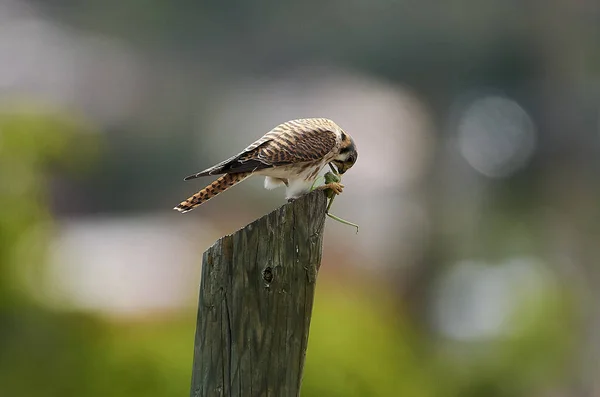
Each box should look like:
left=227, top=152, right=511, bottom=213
left=173, top=172, right=251, bottom=213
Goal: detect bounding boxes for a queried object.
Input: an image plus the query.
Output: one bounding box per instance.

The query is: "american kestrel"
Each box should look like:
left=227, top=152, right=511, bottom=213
left=173, top=118, right=358, bottom=213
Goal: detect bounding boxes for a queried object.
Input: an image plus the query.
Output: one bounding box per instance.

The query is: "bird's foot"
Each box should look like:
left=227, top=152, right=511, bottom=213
left=317, top=182, right=344, bottom=196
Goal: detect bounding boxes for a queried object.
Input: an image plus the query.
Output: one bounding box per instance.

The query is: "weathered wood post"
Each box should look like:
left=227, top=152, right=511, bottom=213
left=190, top=190, right=328, bottom=397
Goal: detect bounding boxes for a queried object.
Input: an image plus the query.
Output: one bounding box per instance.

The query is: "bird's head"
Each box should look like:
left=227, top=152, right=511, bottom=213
left=331, top=131, right=358, bottom=175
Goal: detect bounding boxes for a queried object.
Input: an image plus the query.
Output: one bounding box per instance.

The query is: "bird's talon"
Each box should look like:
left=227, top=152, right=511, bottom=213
left=317, top=182, right=344, bottom=195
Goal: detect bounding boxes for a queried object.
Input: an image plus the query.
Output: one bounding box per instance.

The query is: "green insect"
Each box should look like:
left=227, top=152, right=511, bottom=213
left=311, top=165, right=359, bottom=233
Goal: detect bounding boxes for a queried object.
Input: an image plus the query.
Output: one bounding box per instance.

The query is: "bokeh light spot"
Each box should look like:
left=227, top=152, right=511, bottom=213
left=457, top=95, right=536, bottom=178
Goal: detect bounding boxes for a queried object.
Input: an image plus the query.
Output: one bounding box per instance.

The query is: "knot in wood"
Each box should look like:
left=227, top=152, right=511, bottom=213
left=262, top=266, right=274, bottom=284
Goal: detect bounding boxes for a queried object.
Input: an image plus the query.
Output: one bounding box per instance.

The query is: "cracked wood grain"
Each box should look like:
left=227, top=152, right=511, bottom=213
left=190, top=190, right=328, bottom=397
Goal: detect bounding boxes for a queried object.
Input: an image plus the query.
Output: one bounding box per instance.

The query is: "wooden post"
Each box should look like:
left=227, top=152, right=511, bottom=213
left=190, top=190, right=328, bottom=397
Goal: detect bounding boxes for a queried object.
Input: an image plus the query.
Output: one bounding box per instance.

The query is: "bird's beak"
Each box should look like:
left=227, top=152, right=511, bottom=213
left=335, top=163, right=349, bottom=174
left=328, top=163, right=340, bottom=175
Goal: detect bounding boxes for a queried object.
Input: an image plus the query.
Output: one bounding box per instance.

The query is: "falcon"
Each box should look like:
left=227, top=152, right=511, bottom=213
left=173, top=118, right=358, bottom=213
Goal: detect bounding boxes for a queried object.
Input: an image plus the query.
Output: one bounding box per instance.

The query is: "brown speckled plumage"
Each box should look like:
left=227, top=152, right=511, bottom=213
left=174, top=118, right=357, bottom=213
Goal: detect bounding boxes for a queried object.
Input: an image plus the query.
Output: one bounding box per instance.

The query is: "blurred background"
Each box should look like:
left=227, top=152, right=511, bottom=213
left=1, top=0, right=599, bottom=396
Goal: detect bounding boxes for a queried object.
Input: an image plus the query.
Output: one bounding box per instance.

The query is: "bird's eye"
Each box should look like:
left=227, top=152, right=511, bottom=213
left=348, top=155, right=355, bottom=163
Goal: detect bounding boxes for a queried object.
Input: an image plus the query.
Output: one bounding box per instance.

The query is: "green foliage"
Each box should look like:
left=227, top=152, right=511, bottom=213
left=0, top=105, right=193, bottom=397
left=302, top=285, right=437, bottom=397
left=0, top=104, right=107, bottom=396
left=301, top=275, right=573, bottom=397
left=0, top=105, right=99, bottom=305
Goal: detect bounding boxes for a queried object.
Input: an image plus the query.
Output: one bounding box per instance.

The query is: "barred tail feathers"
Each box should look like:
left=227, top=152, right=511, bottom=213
left=173, top=172, right=251, bottom=213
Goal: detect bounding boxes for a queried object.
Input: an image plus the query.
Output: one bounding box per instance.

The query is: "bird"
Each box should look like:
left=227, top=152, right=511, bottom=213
left=173, top=118, right=358, bottom=213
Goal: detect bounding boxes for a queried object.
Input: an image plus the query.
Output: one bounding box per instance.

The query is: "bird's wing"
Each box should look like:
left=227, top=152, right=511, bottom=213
left=184, top=119, right=338, bottom=181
